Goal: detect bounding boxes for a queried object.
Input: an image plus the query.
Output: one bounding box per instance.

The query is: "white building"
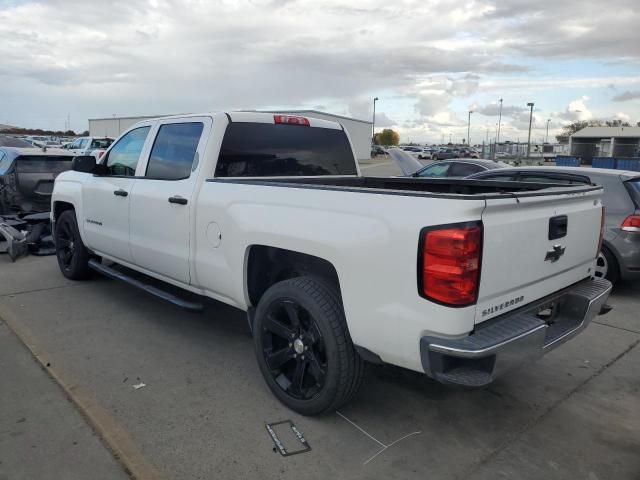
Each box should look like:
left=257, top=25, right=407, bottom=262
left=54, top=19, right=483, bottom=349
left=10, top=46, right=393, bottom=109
left=88, top=110, right=373, bottom=161
left=570, top=126, right=640, bottom=163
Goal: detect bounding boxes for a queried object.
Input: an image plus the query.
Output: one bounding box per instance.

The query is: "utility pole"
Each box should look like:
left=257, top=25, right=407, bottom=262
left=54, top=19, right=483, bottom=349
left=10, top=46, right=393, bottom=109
left=372, top=97, right=378, bottom=144
left=526, top=102, right=534, bottom=158
left=467, top=110, right=473, bottom=146
left=545, top=118, right=551, bottom=143
left=497, top=98, right=503, bottom=143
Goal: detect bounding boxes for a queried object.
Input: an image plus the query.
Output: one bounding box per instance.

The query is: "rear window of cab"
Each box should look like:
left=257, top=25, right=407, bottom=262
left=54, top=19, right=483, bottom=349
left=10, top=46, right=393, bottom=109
left=215, top=122, right=357, bottom=177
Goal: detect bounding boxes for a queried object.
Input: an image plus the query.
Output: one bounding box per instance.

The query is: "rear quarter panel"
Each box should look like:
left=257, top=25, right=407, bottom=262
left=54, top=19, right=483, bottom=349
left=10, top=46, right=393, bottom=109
left=193, top=182, right=486, bottom=372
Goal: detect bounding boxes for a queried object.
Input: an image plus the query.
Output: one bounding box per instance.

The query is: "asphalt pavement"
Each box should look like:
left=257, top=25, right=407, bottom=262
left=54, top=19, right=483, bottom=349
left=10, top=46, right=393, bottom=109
left=1, top=254, right=639, bottom=480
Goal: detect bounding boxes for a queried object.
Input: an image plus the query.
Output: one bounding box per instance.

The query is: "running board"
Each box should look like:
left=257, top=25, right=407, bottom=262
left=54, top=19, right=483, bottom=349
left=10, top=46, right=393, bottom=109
left=88, top=259, right=204, bottom=312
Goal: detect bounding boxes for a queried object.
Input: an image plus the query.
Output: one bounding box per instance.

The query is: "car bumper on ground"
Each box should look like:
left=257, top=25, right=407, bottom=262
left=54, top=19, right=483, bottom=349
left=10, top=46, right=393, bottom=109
left=420, top=277, right=612, bottom=387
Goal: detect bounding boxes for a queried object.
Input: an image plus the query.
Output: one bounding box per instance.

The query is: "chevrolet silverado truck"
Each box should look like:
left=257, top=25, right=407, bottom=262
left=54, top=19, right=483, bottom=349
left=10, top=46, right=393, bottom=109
left=51, top=112, right=612, bottom=415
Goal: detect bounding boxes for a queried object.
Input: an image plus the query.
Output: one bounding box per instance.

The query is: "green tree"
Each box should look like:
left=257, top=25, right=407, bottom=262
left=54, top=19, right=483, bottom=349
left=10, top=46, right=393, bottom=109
left=375, top=128, right=400, bottom=146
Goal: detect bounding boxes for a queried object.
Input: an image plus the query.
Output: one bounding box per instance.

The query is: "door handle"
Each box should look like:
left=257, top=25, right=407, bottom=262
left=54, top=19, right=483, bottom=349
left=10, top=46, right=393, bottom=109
left=113, top=189, right=128, bottom=197
left=168, top=196, right=188, bottom=205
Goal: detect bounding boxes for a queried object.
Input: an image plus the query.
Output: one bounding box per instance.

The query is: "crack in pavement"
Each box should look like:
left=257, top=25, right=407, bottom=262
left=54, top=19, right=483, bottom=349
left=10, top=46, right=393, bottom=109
left=456, top=338, right=640, bottom=480
left=593, top=320, right=640, bottom=335
left=0, top=282, right=87, bottom=298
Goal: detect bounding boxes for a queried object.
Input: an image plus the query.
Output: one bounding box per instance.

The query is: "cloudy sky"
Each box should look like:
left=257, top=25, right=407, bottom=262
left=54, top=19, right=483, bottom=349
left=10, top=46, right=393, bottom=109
left=1, top=0, right=639, bottom=143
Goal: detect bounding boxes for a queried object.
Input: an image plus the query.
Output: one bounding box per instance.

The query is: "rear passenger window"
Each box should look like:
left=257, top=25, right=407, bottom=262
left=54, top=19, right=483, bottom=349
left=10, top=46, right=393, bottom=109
left=215, top=122, right=357, bottom=177
left=146, top=123, right=204, bottom=180
left=449, top=163, right=484, bottom=177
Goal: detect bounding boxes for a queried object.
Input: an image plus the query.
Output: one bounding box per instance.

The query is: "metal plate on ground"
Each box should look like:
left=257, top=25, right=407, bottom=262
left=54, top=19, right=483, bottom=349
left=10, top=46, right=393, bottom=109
left=265, top=420, right=311, bottom=457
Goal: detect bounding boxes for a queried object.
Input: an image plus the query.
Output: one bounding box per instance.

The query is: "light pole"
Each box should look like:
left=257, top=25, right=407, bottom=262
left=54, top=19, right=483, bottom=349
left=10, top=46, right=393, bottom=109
left=372, top=97, right=378, bottom=144
left=545, top=118, right=551, bottom=143
left=497, top=98, right=503, bottom=144
left=526, top=102, right=534, bottom=158
left=467, top=110, right=473, bottom=146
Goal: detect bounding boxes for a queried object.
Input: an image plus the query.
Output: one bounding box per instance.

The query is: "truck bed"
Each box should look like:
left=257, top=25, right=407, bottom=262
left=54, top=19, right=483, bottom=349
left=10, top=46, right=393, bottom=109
left=207, top=176, right=600, bottom=199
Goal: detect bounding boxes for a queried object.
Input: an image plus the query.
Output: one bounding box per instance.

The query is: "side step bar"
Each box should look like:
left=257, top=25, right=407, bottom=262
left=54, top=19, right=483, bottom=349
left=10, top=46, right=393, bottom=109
left=88, top=259, right=204, bottom=312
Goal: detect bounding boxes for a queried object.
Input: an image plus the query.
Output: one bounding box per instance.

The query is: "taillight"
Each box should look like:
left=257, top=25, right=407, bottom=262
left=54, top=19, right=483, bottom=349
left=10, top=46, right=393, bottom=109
left=621, top=214, right=640, bottom=232
left=596, top=207, right=605, bottom=257
left=419, top=222, right=482, bottom=306
left=273, top=115, right=310, bottom=126
left=98, top=151, right=105, bottom=159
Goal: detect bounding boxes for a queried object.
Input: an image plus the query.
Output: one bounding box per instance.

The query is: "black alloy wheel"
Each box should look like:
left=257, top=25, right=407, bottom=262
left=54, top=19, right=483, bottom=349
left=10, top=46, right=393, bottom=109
left=253, top=276, right=364, bottom=415
left=54, top=210, right=92, bottom=280
left=261, top=298, right=328, bottom=400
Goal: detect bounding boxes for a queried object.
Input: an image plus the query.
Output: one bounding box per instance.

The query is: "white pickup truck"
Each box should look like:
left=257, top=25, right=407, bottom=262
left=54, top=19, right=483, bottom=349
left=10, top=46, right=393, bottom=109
left=51, top=112, right=612, bottom=415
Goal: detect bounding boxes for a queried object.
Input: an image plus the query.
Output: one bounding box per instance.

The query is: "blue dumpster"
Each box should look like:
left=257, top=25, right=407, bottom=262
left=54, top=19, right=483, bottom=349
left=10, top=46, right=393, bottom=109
left=555, top=156, right=581, bottom=167
left=616, top=158, right=640, bottom=171
left=592, top=157, right=616, bottom=169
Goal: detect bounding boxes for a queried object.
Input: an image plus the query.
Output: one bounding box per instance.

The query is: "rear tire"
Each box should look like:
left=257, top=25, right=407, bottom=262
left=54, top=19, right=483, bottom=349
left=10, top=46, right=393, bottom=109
left=253, top=276, right=364, bottom=415
left=55, top=210, right=92, bottom=280
left=595, top=246, right=620, bottom=285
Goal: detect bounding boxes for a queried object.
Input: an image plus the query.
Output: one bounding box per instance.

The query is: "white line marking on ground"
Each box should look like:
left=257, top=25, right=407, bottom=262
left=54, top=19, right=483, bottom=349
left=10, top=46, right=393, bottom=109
left=363, top=431, right=422, bottom=465
left=335, top=411, right=386, bottom=448
left=336, top=411, right=422, bottom=465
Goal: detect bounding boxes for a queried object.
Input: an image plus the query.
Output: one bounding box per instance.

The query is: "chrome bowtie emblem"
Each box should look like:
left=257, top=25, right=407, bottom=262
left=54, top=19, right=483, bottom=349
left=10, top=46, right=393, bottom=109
left=545, top=244, right=566, bottom=262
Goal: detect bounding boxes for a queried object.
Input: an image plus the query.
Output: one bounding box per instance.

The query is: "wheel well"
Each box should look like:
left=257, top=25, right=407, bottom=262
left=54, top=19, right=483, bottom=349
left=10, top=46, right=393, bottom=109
left=53, top=201, right=75, bottom=221
left=246, top=246, right=341, bottom=306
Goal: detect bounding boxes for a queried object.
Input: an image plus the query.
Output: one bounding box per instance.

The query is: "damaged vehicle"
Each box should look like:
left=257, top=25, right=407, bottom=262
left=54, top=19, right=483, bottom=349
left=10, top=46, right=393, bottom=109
left=0, top=146, right=74, bottom=215
left=0, top=146, right=74, bottom=260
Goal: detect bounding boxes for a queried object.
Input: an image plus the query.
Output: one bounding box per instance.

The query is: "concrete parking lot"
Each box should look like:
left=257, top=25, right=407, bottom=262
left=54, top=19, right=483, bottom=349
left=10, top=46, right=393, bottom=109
left=1, top=253, right=639, bottom=480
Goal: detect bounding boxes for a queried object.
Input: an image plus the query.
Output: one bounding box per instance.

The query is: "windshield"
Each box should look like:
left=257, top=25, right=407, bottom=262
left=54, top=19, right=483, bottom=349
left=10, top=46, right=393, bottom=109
left=91, top=138, right=114, bottom=149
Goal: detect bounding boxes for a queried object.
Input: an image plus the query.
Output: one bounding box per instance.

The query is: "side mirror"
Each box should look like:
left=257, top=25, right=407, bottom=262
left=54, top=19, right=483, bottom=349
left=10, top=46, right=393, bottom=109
left=71, top=155, right=96, bottom=173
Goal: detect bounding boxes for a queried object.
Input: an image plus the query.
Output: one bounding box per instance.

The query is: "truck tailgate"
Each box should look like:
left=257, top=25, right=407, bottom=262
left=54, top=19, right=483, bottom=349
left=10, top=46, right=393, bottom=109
left=476, top=187, right=603, bottom=324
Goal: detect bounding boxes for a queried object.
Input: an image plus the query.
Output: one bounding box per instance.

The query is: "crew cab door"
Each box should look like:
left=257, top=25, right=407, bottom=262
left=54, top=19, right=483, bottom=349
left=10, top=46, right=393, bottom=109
left=82, top=125, right=153, bottom=263
left=129, top=117, right=211, bottom=284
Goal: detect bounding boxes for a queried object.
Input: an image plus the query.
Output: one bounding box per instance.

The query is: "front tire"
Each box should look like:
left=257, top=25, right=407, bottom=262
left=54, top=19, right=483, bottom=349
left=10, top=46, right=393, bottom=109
left=253, top=277, right=363, bottom=415
left=55, top=210, right=92, bottom=280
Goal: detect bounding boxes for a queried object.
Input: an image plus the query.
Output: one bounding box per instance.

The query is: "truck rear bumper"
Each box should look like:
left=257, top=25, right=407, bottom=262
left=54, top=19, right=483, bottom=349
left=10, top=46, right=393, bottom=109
left=420, top=277, right=612, bottom=387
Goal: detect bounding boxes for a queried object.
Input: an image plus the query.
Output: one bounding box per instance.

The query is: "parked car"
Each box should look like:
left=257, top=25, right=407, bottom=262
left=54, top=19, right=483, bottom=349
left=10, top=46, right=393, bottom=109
left=66, top=136, right=114, bottom=158
left=24, top=135, right=49, bottom=146
left=0, top=146, right=74, bottom=214
left=433, top=148, right=459, bottom=160
left=468, top=166, right=640, bottom=284
left=371, top=145, right=386, bottom=156
left=51, top=112, right=610, bottom=415
left=418, top=148, right=433, bottom=160
left=412, top=159, right=506, bottom=178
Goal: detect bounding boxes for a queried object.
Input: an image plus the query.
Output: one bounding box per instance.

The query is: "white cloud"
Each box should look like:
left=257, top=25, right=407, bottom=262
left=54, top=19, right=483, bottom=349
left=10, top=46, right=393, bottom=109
left=558, top=96, right=593, bottom=122
left=0, top=0, right=638, bottom=138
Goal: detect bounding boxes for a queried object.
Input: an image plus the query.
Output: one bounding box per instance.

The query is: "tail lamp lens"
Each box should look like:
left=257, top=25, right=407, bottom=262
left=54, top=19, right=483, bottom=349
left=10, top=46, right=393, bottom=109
left=621, top=214, right=640, bottom=232
left=420, top=222, right=482, bottom=306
